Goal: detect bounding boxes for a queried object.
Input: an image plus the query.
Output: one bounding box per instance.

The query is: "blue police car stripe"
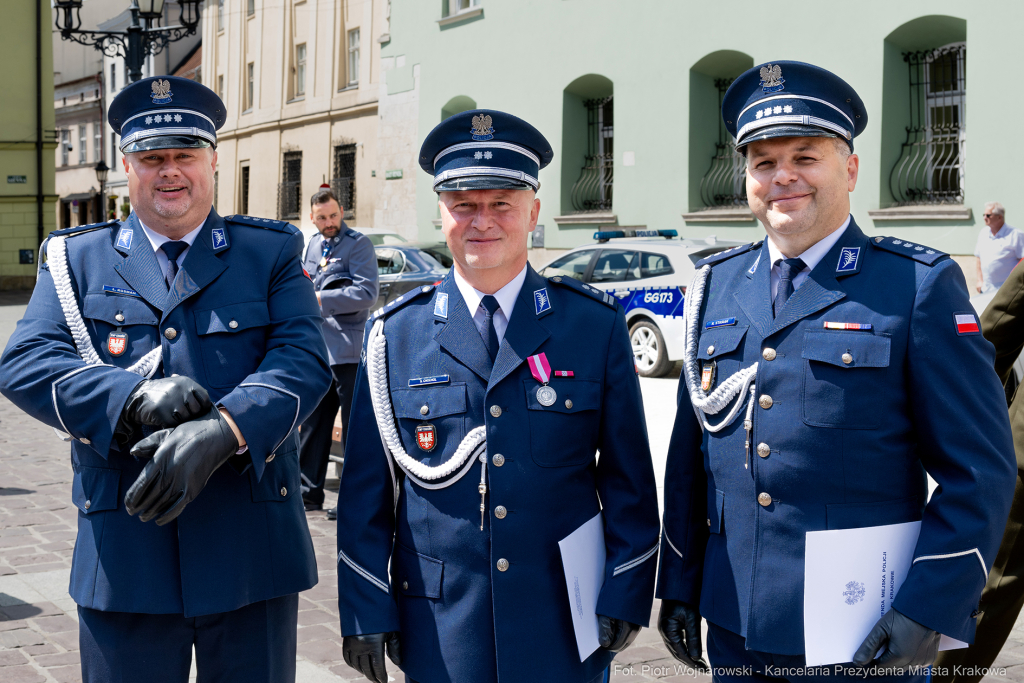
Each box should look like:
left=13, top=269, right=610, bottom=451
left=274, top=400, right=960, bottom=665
left=612, top=541, right=659, bottom=577
left=705, top=318, right=736, bottom=329
left=338, top=548, right=389, bottom=594
left=103, top=285, right=141, bottom=298
left=408, top=375, right=450, bottom=387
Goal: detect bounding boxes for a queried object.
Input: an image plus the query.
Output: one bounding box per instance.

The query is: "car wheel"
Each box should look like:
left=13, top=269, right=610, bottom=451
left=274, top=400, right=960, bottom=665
left=630, top=320, right=672, bottom=378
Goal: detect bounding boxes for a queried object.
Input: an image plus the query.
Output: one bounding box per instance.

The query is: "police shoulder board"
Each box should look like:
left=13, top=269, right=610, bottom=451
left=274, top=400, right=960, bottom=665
left=547, top=275, right=618, bottom=309
left=344, top=227, right=362, bottom=240
left=48, top=219, right=120, bottom=240
left=869, top=236, right=947, bottom=265
left=224, top=214, right=299, bottom=235
left=695, top=240, right=763, bottom=268
left=372, top=284, right=438, bottom=321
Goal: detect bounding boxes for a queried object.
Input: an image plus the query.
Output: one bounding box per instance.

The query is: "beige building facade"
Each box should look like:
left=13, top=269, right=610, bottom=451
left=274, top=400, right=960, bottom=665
left=203, top=0, right=389, bottom=234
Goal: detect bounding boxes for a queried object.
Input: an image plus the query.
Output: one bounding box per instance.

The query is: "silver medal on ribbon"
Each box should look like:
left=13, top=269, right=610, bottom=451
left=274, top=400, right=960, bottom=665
left=536, top=384, right=557, bottom=407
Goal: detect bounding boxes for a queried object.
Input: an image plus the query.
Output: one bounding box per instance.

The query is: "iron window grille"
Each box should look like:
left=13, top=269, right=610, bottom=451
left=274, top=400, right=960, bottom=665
left=889, top=43, right=966, bottom=206
left=569, top=96, right=614, bottom=213
left=699, top=78, right=746, bottom=208
left=331, top=144, right=357, bottom=220
left=278, top=152, right=302, bottom=220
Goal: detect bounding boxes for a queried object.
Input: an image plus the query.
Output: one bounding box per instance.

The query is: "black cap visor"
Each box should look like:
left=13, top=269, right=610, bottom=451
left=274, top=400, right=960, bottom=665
left=434, top=175, right=536, bottom=193
left=122, top=135, right=214, bottom=154
left=737, top=124, right=851, bottom=153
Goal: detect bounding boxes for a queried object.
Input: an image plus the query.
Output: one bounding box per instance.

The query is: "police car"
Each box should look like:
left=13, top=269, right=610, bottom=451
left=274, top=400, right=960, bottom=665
left=537, top=229, right=746, bottom=377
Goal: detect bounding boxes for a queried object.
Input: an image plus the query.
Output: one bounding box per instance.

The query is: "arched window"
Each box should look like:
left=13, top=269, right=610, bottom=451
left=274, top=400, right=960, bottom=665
left=560, top=75, right=613, bottom=216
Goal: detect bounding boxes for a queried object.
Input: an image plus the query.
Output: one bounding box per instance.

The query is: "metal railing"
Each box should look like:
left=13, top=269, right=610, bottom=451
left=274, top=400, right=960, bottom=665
left=888, top=45, right=966, bottom=205
left=699, top=142, right=746, bottom=208
left=569, top=154, right=614, bottom=212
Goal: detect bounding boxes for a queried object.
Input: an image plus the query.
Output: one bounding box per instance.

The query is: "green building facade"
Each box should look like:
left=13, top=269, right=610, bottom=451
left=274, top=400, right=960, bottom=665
left=0, top=2, right=56, bottom=290
left=374, top=0, right=1022, bottom=286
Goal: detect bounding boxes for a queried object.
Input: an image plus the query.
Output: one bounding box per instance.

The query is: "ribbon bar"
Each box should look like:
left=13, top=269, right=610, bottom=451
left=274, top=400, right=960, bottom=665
left=527, top=352, right=551, bottom=384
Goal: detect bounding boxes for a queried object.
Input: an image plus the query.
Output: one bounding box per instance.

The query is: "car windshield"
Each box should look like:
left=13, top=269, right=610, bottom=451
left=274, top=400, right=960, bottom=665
left=539, top=249, right=595, bottom=281
left=416, top=244, right=453, bottom=269
left=364, top=233, right=408, bottom=246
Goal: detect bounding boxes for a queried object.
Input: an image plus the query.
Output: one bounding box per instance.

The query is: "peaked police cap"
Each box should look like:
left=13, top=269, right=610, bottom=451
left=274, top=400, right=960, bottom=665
left=109, top=76, right=226, bottom=154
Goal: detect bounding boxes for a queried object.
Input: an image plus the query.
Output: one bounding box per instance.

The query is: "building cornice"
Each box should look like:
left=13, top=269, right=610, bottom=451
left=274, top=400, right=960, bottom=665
left=218, top=101, right=379, bottom=142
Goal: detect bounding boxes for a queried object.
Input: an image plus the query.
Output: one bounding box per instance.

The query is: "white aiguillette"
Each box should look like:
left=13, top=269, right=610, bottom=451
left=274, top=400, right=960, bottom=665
left=803, top=521, right=968, bottom=666
left=558, top=512, right=605, bottom=662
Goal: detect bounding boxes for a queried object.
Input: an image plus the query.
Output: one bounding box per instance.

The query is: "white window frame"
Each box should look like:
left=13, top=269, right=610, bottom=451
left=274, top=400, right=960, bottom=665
left=245, top=62, right=255, bottom=112
left=94, top=122, right=102, bottom=162
left=347, top=29, right=360, bottom=86
left=296, top=43, right=307, bottom=97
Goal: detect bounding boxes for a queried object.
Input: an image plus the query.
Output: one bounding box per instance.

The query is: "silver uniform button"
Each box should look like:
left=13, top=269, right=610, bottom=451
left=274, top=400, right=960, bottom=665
left=706, top=518, right=710, bottom=526
left=164, top=328, right=177, bottom=340
left=758, top=492, right=772, bottom=507
left=496, top=558, right=509, bottom=572
left=421, top=286, right=431, bottom=293
left=402, top=581, right=409, bottom=590
left=420, top=405, right=429, bottom=416
left=80, top=437, right=91, bottom=445
left=266, top=453, right=276, bottom=463
left=228, top=320, right=239, bottom=329
left=564, top=399, right=573, bottom=409
left=494, top=506, right=507, bottom=519
left=115, top=313, right=125, bottom=323
left=84, top=500, right=91, bottom=510
left=492, top=454, right=505, bottom=467
left=757, top=443, right=770, bottom=458
left=490, top=405, right=502, bottom=418
left=552, top=276, right=562, bottom=283
left=758, top=394, right=773, bottom=410
left=280, top=486, right=287, bottom=497
left=707, top=345, right=715, bottom=355
left=762, top=348, right=776, bottom=361
left=842, top=353, right=853, bottom=365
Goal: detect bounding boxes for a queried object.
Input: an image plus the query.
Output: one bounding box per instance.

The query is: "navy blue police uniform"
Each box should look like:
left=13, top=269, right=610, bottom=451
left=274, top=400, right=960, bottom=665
left=655, top=62, right=1016, bottom=680
left=335, top=111, right=661, bottom=683
left=0, top=76, right=332, bottom=682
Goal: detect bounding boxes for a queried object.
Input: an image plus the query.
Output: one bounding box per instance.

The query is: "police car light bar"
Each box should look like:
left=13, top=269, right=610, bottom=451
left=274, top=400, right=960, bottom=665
left=593, top=229, right=678, bottom=242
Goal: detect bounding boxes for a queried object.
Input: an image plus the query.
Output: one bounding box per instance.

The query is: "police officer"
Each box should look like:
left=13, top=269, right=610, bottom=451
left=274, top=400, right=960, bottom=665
left=655, top=62, right=1016, bottom=681
left=334, top=110, right=661, bottom=683
left=298, top=186, right=378, bottom=517
left=0, top=76, right=331, bottom=682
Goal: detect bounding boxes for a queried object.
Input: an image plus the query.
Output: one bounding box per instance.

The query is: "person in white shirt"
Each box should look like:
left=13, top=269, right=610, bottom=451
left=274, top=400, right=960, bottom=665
left=975, top=202, right=1024, bottom=293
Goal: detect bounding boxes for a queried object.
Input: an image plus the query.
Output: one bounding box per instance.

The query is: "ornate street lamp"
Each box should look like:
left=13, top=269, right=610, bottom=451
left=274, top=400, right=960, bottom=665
left=53, top=0, right=202, bottom=84
left=94, top=160, right=110, bottom=221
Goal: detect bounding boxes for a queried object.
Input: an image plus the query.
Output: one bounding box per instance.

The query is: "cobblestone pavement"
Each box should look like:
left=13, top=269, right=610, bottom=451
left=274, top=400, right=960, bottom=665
left=0, top=292, right=1022, bottom=682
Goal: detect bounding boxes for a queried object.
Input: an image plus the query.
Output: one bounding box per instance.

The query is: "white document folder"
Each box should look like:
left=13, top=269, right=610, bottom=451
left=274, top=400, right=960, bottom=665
left=559, top=512, right=606, bottom=662
left=804, top=520, right=968, bottom=666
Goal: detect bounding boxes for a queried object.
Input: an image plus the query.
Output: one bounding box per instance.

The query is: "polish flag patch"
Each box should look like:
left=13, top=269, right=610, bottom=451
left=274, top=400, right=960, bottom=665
left=954, top=312, right=980, bottom=335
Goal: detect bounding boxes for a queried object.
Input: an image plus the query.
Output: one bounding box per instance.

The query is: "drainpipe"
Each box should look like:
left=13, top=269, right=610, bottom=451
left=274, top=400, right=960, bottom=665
left=36, top=0, right=44, bottom=249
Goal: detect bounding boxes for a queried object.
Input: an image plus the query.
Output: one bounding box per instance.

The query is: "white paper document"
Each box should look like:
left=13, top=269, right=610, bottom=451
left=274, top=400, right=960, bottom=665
left=804, top=520, right=968, bottom=666
left=559, top=512, right=606, bottom=662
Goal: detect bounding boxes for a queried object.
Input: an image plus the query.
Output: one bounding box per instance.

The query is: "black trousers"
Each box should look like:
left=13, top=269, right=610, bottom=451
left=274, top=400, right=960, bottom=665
left=79, top=593, right=298, bottom=683
left=299, top=363, right=358, bottom=505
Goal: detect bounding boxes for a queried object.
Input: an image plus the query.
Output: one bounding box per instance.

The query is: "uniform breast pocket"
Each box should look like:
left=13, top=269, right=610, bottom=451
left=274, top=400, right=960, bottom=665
left=802, top=331, right=891, bottom=429
left=390, top=384, right=467, bottom=457
left=526, top=378, right=602, bottom=467
left=697, top=325, right=749, bottom=382
left=82, top=293, right=159, bottom=362
left=194, top=300, right=270, bottom=389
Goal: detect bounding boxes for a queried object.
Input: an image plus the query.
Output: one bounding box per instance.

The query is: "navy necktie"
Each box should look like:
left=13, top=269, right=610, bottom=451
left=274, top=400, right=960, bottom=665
left=160, top=241, right=189, bottom=289
left=320, top=238, right=333, bottom=271
left=480, top=295, right=501, bottom=362
left=773, top=257, right=806, bottom=318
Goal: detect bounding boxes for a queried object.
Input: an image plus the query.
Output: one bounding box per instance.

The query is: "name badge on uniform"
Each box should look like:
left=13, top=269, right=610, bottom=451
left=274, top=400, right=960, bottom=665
left=701, top=360, right=716, bottom=392
left=107, top=331, right=128, bottom=357
left=527, top=352, right=556, bottom=406
left=416, top=424, right=436, bottom=451
left=408, top=375, right=450, bottom=387
left=705, top=318, right=736, bottom=329
left=103, top=285, right=141, bottom=298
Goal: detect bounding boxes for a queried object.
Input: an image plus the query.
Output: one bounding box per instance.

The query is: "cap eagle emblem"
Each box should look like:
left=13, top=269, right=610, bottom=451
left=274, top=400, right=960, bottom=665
left=470, top=114, right=495, bottom=141
left=150, top=79, right=173, bottom=104
left=759, top=64, right=785, bottom=93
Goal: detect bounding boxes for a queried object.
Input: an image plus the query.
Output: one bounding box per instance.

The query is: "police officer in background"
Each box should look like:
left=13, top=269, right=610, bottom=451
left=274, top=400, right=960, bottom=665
left=299, top=186, right=378, bottom=517
left=0, top=76, right=331, bottom=682
left=334, top=110, right=661, bottom=683
left=655, top=62, right=1016, bottom=681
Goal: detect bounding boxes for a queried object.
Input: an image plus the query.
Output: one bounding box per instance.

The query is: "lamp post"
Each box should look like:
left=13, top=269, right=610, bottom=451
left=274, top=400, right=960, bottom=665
left=94, top=160, right=110, bottom=221
left=53, top=0, right=202, bottom=83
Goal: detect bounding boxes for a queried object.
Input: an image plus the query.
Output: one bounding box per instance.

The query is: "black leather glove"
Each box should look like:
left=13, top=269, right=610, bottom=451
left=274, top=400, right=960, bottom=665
left=852, top=608, right=940, bottom=669
left=658, top=599, right=709, bottom=672
left=124, top=405, right=239, bottom=526
left=597, top=614, right=641, bottom=652
left=342, top=632, right=401, bottom=683
left=122, top=376, right=212, bottom=427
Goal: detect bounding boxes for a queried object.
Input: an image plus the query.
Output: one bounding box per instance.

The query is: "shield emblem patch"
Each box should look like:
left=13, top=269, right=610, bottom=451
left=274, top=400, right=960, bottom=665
left=108, top=331, right=128, bottom=357
left=700, top=360, right=716, bottom=392
left=415, top=424, right=436, bottom=452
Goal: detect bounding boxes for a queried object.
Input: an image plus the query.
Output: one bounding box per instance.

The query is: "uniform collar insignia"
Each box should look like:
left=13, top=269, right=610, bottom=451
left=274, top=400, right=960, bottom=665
left=836, top=246, right=860, bottom=273
left=115, top=226, right=133, bottom=250
left=534, top=288, right=551, bottom=315
left=434, top=291, right=449, bottom=319
left=211, top=227, right=228, bottom=250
